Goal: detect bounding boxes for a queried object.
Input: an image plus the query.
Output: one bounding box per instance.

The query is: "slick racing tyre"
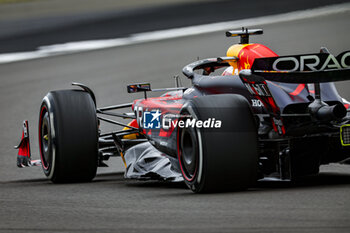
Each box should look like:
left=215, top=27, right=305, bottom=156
left=177, top=94, right=258, bottom=193
left=39, top=90, right=98, bottom=183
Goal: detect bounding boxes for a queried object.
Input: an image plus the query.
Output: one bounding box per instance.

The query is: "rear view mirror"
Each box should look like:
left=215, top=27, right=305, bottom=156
left=127, top=83, right=151, bottom=93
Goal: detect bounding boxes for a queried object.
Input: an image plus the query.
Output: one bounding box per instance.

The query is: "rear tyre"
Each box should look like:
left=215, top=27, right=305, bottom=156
left=177, top=94, right=258, bottom=193
left=39, top=90, right=98, bottom=183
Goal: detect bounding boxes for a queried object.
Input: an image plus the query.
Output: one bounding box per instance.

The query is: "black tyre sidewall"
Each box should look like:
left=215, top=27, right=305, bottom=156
left=178, top=94, right=259, bottom=193
left=39, top=102, right=54, bottom=178
left=39, top=90, right=98, bottom=182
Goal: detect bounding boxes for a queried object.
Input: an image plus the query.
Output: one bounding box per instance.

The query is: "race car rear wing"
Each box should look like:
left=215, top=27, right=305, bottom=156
left=251, top=50, right=350, bottom=83
left=251, top=69, right=350, bottom=83
left=243, top=50, right=349, bottom=127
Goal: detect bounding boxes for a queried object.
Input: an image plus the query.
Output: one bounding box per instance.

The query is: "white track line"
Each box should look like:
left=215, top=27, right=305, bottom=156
left=0, top=3, right=349, bottom=64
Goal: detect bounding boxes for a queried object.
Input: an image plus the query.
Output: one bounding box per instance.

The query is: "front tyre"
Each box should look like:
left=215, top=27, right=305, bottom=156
left=177, top=94, right=258, bottom=193
left=39, top=90, right=98, bottom=182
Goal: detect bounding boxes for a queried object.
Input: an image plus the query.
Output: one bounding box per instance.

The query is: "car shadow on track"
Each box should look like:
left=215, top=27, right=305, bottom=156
left=0, top=178, right=49, bottom=184
left=124, top=180, right=187, bottom=190
left=256, top=172, right=350, bottom=190
left=95, top=171, right=350, bottom=192
left=3, top=171, right=350, bottom=192
left=91, top=172, right=126, bottom=183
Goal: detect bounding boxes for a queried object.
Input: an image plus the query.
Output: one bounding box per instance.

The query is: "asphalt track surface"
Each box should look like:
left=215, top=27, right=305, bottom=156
left=0, top=0, right=348, bottom=53
left=1, top=9, right=350, bottom=233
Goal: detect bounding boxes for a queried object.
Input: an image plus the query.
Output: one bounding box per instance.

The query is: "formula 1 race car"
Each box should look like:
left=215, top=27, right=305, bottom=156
left=16, top=28, right=350, bottom=193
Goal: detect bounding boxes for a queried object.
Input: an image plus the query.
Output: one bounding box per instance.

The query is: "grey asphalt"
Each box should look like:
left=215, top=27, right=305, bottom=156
left=1, top=11, right=350, bottom=233
left=0, top=0, right=347, bottom=53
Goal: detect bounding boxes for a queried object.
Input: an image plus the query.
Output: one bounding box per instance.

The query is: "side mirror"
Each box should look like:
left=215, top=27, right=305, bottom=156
left=127, top=83, right=151, bottom=93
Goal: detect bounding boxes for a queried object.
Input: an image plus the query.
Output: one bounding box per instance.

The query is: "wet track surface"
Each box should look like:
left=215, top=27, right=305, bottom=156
left=1, top=7, right=350, bottom=233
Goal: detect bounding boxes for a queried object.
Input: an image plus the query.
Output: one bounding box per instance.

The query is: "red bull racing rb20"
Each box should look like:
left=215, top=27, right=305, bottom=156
left=16, top=28, right=350, bottom=193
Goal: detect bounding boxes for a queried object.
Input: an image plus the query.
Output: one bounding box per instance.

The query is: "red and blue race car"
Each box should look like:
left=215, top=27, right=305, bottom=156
left=16, top=28, right=350, bottom=193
